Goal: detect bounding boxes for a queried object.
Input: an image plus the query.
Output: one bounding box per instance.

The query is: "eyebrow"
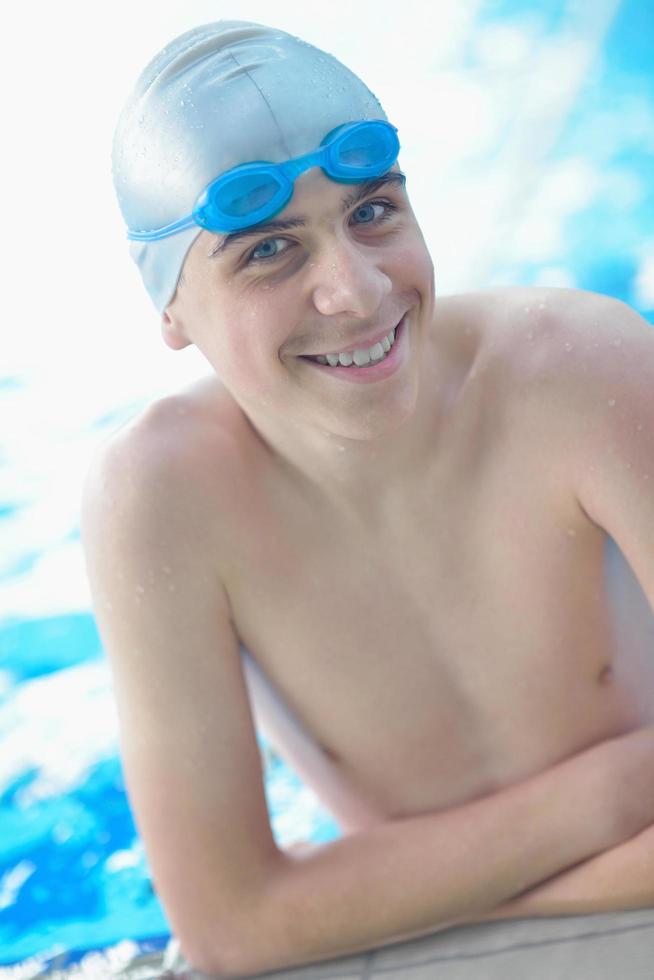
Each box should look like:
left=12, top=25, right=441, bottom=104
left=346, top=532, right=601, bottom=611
left=207, top=171, right=407, bottom=259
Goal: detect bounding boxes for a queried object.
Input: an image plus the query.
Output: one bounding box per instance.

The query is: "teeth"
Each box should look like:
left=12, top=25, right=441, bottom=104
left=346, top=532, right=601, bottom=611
left=313, top=325, right=398, bottom=368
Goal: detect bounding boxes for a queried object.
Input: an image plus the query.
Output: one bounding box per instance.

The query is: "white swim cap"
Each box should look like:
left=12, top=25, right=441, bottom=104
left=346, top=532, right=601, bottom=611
left=112, top=21, right=387, bottom=314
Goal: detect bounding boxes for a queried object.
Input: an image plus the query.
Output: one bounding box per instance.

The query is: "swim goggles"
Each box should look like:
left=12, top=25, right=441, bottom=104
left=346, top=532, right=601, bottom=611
left=127, top=119, right=400, bottom=241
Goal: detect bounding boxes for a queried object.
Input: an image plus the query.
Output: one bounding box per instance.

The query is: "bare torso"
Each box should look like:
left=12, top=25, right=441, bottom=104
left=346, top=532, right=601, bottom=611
left=146, top=286, right=654, bottom=832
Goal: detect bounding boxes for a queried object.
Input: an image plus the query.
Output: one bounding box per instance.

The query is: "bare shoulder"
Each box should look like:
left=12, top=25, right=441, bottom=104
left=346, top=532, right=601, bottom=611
left=82, top=377, right=250, bottom=537
left=498, top=286, right=652, bottom=400
left=457, top=284, right=649, bottom=390
left=443, top=287, right=651, bottom=502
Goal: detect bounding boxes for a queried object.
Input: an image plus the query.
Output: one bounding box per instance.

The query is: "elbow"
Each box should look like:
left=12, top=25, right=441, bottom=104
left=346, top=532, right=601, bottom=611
left=184, top=940, right=281, bottom=980
left=181, top=871, right=296, bottom=977
left=167, top=909, right=253, bottom=978
left=188, top=931, right=295, bottom=979
left=171, top=933, right=220, bottom=977
left=180, top=918, right=257, bottom=978
left=181, top=938, right=245, bottom=978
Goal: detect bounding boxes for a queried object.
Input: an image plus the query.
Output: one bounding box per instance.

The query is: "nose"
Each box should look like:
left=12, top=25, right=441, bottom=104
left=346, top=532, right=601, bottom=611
left=310, top=235, right=392, bottom=319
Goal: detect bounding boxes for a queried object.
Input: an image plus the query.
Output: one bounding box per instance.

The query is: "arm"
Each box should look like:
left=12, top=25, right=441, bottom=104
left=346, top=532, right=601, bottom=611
left=80, top=414, right=284, bottom=974
left=229, top=728, right=654, bottom=978
left=471, top=818, right=654, bottom=923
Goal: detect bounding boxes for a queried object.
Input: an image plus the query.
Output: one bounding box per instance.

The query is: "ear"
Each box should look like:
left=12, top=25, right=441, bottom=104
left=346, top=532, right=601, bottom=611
left=161, top=309, right=192, bottom=350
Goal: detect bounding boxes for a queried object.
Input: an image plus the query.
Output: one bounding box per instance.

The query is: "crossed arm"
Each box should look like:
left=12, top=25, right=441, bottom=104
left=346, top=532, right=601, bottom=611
left=473, top=820, right=654, bottom=924
left=283, top=798, right=654, bottom=936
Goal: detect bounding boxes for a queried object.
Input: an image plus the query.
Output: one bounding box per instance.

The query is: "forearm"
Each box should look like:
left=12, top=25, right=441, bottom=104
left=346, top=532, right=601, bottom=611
left=473, top=821, right=654, bottom=923
left=214, top=747, right=634, bottom=976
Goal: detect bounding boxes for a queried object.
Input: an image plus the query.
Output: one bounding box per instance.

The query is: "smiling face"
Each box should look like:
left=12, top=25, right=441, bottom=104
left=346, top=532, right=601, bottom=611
left=163, top=164, right=436, bottom=444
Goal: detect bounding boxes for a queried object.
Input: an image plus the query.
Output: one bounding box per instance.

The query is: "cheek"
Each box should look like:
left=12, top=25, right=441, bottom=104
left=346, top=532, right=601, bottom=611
left=210, top=299, right=278, bottom=377
left=392, top=238, right=434, bottom=285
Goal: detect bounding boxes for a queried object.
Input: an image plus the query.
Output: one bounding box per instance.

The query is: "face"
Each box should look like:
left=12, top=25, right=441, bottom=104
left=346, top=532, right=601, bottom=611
left=163, top=164, right=436, bottom=443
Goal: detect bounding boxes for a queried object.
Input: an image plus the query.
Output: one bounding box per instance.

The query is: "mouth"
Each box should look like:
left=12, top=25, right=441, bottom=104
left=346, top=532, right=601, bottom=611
left=299, top=314, right=407, bottom=368
left=298, top=312, right=409, bottom=382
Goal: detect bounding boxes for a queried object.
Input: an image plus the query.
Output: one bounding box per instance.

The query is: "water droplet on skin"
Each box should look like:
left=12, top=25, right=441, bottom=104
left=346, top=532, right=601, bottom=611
left=637, top=424, right=643, bottom=431
left=538, top=302, right=546, bottom=309
left=162, top=565, right=172, bottom=575
left=567, top=528, right=577, bottom=537
left=608, top=399, right=616, bottom=407
left=564, top=342, right=573, bottom=351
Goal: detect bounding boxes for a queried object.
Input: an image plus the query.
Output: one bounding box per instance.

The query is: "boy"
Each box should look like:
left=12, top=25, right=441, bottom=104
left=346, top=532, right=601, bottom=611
left=82, top=20, right=654, bottom=977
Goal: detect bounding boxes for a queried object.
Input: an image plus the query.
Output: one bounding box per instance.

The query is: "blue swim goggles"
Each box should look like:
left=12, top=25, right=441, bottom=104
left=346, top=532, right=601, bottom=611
left=127, top=119, right=400, bottom=242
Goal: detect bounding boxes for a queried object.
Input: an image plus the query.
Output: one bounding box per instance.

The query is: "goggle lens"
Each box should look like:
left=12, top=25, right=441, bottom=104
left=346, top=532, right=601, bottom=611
left=334, top=124, right=396, bottom=170
left=216, top=172, right=284, bottom=218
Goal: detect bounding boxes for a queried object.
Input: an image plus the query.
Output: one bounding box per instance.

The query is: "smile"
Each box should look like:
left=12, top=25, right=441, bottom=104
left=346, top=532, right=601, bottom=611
left=308, top=325, right=397, bottom=368
left=299, top=313, right=408, bottom=384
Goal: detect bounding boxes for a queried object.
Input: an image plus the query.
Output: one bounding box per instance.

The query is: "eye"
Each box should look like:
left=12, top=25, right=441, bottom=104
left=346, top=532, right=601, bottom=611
left=351, top=200, right=398, bottom=226
left=245, top=237, right=291, bottom=264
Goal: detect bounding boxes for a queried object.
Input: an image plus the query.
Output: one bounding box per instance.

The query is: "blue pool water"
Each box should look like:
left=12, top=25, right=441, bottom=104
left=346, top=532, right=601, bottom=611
left=1, top=0, right=652, bottom=967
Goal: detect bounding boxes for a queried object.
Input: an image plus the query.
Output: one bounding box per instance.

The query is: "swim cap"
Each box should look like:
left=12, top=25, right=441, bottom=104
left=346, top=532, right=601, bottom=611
left=112, top=21, right=387, bottom=314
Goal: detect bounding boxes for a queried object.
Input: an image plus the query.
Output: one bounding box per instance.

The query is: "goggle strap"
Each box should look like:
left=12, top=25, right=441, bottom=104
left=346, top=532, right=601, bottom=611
left=127, top=214, right=196, bottom=242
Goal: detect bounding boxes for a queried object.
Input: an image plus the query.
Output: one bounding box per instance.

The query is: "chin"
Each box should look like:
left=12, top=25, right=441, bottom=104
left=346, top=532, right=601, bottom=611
left=323, top=390, right=420, bottom=443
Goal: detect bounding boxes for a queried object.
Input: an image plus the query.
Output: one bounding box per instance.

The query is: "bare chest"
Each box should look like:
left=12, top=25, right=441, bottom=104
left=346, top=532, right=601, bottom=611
left=224, top=421, right=654, bottom=828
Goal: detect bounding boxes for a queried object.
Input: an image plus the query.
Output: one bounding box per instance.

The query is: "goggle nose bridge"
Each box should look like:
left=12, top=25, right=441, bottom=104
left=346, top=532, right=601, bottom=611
left=278, top=147, right=334, bottom=182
